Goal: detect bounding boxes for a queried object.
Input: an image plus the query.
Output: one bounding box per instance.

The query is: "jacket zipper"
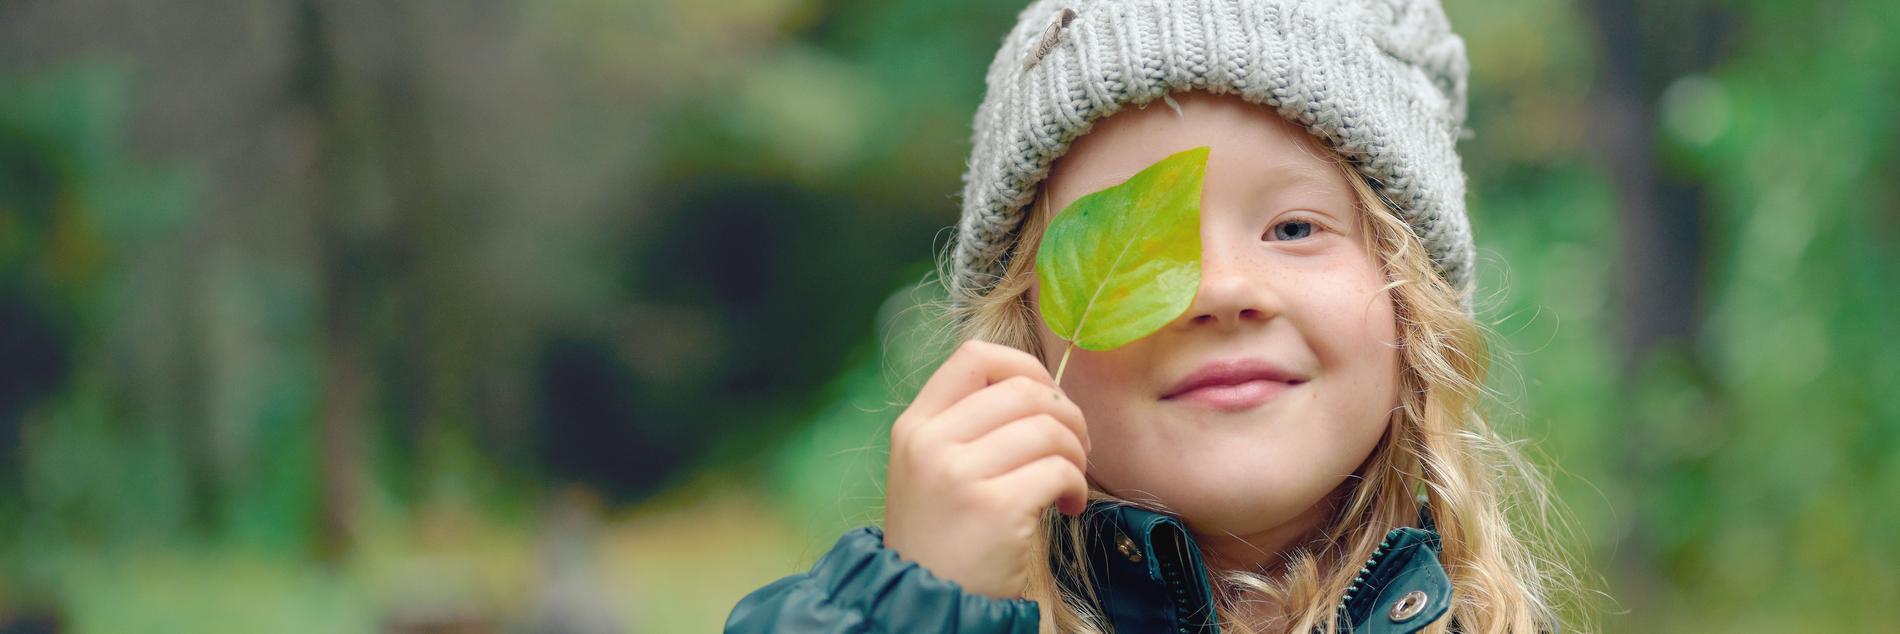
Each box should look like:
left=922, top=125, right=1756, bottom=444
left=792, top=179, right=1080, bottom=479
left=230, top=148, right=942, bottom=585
left=1333, top=529, right=1399, bottom=622
left=1158, top=527, right=1202, bottom=634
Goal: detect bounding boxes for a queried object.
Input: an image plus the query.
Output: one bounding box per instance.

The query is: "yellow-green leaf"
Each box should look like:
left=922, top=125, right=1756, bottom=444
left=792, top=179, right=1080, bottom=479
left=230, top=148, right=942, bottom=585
left=1036, top=146, right=1206, bottom=369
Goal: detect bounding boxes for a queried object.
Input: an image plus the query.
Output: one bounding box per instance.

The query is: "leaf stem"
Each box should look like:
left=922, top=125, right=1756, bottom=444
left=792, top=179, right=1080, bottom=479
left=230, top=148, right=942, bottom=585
left=1054, top=342, right=1076, bottom=385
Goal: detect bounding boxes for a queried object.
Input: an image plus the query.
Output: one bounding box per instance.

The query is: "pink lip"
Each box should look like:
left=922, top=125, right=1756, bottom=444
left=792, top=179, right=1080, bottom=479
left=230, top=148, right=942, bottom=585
left=1161, top=358, right=1309, bottom=412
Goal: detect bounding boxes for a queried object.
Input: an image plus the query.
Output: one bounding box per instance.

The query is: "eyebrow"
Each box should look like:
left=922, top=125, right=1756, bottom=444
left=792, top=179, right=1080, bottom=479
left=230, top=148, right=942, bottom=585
left=1249, top=159, right=1350, bottom=204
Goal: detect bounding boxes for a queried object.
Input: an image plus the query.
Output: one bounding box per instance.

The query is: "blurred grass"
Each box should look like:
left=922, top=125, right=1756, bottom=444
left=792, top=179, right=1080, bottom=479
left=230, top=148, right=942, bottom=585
left=21, top=477, right=825, bottom=632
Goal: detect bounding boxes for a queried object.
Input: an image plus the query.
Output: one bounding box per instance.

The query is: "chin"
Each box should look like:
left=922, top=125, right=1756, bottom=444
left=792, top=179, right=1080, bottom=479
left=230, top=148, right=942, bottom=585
left=1099, top=457, right=1310, bottom=534
left=1170, top=475, right=1319, bottom=535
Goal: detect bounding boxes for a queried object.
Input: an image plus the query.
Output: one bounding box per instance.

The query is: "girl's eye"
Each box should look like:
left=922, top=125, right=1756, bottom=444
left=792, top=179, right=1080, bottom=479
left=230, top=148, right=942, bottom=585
left=1264, top=219, right=1316, bottom=242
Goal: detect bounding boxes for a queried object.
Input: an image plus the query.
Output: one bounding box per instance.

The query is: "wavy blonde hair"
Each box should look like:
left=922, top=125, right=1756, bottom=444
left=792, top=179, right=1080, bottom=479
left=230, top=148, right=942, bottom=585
left=943, top=147, right=1578, bottom=633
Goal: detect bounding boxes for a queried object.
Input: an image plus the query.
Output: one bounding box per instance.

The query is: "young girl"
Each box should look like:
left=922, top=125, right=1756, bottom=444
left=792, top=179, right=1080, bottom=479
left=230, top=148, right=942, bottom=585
left=729, top=1, right=1569, bottom=632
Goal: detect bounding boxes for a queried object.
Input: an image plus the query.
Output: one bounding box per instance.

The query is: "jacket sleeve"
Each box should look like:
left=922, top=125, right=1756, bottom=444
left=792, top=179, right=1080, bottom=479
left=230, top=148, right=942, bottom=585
left=724, top=526, right=1041, bottom=634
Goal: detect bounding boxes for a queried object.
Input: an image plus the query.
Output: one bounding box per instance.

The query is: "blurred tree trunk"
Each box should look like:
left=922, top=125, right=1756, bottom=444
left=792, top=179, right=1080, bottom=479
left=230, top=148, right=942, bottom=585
left=297, top=0, right=493, bottom=560
left=1588, top=2, right=1711, bottom=360
left=377, top=2, right=475, bottom=491
left=1583, top=0, right=1731, bottom=611
left=296, top=0, right=361, bottom=562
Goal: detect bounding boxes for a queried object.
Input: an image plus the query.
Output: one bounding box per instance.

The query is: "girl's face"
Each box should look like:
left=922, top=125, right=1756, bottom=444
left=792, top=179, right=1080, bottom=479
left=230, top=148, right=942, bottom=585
left=1030, top=92, right=1400, bottom=564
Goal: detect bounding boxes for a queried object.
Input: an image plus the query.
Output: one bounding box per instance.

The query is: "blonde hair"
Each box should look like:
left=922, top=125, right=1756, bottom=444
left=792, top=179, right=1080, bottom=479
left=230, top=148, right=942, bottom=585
left=943, top=149, right=1578, bottom=633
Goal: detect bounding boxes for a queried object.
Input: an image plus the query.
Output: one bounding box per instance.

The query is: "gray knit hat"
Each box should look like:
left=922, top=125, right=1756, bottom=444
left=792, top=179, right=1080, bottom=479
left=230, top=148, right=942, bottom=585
left=952, top=0, right=1475, bottom=310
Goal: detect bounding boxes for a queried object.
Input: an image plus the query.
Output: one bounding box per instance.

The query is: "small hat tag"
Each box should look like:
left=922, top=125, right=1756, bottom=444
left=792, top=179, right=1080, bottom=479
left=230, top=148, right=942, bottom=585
left=1023, top=7, right=1079, bottom=71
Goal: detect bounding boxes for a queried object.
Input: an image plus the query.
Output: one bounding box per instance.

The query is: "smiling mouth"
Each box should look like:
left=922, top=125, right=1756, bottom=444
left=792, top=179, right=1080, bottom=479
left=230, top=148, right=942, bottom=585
left=1162, top=378, right=1302, bottom=412
left=1160, top=358, right=1310, bottom=412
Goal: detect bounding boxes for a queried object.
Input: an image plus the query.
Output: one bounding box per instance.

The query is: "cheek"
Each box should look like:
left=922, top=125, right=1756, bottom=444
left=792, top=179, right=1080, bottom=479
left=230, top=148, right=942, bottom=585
left=1340, top=291, right=1399, bottom=380
left=1032, top=318, right=1064, bottom=369
left=1304, top=260, right=1400, bottom=379
left=1034, top=318, right=1146, bottom=410
left=1316, top=283, right=1403, bottom=454
left=1031, top=314, right=1152, bottom=473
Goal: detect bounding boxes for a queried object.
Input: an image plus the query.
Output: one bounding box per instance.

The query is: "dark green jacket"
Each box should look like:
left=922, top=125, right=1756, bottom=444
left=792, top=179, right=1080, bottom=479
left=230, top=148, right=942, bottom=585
left=725, top=501, right=1454, bottom=633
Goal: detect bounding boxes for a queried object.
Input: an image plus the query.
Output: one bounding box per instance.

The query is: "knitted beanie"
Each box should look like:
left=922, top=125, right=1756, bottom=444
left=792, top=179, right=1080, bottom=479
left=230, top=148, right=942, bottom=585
left=951, top=0, right=1476, bottom=311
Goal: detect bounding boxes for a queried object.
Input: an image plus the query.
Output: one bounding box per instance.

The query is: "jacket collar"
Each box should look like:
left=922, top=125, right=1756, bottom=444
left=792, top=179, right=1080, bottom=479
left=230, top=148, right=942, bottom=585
left=1054, top=501, right=1452, bottom=634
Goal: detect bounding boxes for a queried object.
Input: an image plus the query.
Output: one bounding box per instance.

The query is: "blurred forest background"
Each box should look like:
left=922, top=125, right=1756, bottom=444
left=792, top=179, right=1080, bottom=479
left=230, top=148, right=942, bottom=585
left=0, top=0, right=1895, bottom=631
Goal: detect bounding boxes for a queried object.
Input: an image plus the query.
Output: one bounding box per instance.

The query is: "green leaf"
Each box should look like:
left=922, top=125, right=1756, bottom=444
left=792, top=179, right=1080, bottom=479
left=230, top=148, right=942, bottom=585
left=1036, top=146, right=1206, bottom=379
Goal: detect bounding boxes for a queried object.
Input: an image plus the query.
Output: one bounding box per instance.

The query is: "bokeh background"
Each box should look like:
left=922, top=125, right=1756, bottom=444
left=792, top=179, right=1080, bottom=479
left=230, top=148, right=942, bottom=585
left=1, top=0, right=1895, bottom=631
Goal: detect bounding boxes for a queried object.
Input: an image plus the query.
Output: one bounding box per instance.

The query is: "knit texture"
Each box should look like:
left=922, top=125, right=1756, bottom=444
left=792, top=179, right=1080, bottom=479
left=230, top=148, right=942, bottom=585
left=952, top=0, right=1476, bottom=311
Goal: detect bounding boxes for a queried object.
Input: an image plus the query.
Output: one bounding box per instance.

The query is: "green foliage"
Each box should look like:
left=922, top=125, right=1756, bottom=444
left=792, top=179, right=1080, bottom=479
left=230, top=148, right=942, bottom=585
left=1, top=0, right=1896, bottom=631
left=1, top=62, right=206, bottom=551
left=1036, top=147, right=1207, bottom=379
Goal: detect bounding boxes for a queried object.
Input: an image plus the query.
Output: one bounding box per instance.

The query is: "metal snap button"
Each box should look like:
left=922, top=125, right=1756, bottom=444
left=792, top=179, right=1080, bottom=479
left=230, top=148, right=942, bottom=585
left=1115, top=533, right=1142, bottom=563
left=1389, top=590, right=1429, bottom=622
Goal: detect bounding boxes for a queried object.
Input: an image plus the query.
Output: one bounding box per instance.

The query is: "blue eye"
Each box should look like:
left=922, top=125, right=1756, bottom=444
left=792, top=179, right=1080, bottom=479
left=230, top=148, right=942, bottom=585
left=1265, top=220, right=1315, bottom=241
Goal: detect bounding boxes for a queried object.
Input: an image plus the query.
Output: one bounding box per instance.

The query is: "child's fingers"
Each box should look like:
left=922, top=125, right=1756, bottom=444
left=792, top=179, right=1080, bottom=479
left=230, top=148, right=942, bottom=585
left=923, top=375, right=1086, bottom=450
left=990, top=454, right=1090, bottom=517
left=901, top=341, right=1056, bottom=430
left=959, top=414, right=1088, bottom=479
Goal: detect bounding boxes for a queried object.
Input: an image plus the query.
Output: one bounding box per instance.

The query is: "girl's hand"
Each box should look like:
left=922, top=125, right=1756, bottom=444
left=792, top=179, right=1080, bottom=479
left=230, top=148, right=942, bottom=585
left=883, top=340, right=1091, bottom=600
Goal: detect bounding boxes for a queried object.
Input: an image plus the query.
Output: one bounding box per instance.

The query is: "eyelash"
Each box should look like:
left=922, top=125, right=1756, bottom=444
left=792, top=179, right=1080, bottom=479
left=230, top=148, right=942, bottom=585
left=1262, top=218, right=1321, bottom=242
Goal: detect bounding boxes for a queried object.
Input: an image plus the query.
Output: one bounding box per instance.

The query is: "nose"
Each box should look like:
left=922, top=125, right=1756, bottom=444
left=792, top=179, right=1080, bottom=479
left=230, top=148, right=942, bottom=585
left=1182, top=250, right=1280, bottom=328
